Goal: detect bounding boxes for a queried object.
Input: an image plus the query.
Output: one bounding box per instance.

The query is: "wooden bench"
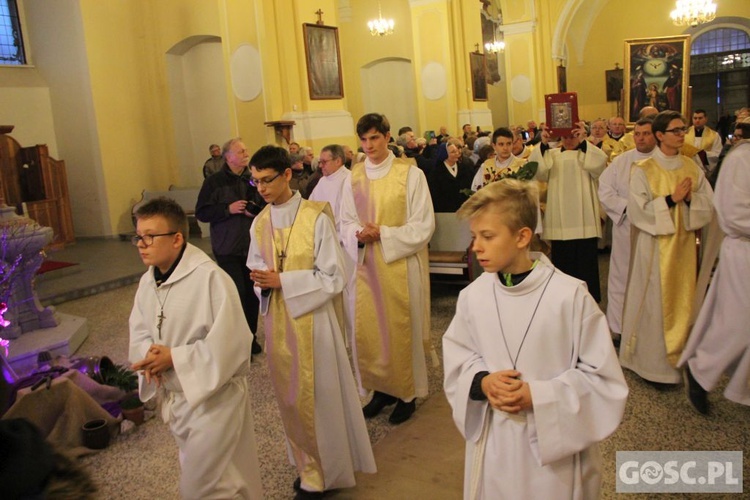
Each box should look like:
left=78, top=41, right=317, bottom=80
left=131, top=186, right=210, bottom=238
left=428, top=212, right=476, bottom=283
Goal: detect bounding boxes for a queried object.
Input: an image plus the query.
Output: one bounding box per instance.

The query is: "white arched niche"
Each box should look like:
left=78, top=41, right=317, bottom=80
left=166, top=35, right=232, bottom=187
left=361, top=58, right=417, bottom=133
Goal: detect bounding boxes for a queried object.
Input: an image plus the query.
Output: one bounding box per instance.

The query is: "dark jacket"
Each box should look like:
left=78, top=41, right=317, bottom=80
left=427, top=161, right=474, bottom=213
left=195, top=164, right=265, bottom=257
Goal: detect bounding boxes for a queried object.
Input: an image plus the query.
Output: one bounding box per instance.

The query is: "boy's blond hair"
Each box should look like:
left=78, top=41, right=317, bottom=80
left=457, top=178, right=538, bottom=233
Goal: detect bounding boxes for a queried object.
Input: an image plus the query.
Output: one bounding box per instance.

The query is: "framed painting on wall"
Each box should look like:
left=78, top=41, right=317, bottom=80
left=303, top=24, right=344, bottom=99
left=624, top=35, right=690, bottom=123
left=469, top=52, right=488, bottom=101
left=605, top=68, right=624, bottom=102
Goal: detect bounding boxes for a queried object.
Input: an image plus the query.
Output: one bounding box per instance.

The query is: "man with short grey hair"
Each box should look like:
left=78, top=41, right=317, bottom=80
left=310, top=144, right=358, bottom=343
left=196, top=137, right=264, bottom=355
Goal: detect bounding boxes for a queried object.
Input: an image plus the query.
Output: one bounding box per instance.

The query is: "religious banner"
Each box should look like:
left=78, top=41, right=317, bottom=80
left=624, top=35, right=690, bottom=123
left=470, top=52, right=488, bottom=101
left=303, top=24, right=344, bottom=99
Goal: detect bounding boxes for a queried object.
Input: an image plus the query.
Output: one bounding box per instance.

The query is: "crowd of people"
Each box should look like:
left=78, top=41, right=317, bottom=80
left=22, top=107, right=740, bottom=499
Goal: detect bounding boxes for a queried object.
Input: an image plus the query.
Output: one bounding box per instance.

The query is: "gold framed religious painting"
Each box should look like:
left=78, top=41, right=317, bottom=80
left=469, top=52, right=488, bottom=101
left=303, top=24, right=344, bottom=99
left=624, top=35, right=690, bottom=123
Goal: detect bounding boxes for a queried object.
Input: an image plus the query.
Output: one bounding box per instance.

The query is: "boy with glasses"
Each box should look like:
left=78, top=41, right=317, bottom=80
left=129, top=197, right=262, bottom=499
left=620, top=111, right=714, bottom=386
left=246, top=146, right=375, bottom=499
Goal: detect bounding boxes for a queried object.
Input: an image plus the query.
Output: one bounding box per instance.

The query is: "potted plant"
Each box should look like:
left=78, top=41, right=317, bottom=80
left=119, top=393, right=145, bottom=425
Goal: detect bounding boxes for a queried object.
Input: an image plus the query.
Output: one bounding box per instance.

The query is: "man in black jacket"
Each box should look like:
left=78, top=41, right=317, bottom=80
left=196, top=137, right=265, bottom=354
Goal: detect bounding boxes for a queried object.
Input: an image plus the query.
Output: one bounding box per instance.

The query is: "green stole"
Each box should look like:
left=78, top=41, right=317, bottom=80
left=351, top=159, right=416, bottom=399
left=254, top=199, right=333, bottom=491
left=634, top=156, right=699, bottom=366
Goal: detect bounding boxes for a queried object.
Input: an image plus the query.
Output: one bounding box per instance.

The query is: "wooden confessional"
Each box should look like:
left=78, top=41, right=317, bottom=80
left=0, top=126, right=75, bottom=248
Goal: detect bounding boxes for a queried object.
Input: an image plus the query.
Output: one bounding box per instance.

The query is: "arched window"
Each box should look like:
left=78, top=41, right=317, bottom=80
left=689, top=27, right=750, bottom=134
left=0, top=0, right=25, bottom=65
left=691, top=28, right=750, bottom=73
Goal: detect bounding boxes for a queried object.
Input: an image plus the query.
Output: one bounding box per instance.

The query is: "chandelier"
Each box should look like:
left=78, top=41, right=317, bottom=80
left=670, top=0, right=717, bottom=27
left=485, top=37, right=505, bottom=54
left=368, top=3, right=394, bottom=37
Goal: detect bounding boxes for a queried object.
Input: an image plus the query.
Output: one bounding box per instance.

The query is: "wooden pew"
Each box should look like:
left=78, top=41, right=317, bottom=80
left=428, top=212, right=476, bottom=283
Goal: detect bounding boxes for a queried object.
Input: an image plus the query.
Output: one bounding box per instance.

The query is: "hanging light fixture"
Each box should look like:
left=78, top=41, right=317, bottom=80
left=368, top=2, right=394, bottom=37
left=485, top=29, right=505, bottom=54
left=485, top=34, right=505, bottom=54
left=670, top=0, right=717, bottom=27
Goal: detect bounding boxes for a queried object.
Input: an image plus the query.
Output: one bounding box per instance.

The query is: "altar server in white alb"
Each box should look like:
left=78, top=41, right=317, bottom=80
left=679, top=138, right=750, bottom=414
left=620, top=111, right=714, bottom=384
left=246, top=146, right=375, bottom=500
left=340, top=113, right=435, bottom=425
left=308, top=144, right=358, bottom=343
left=443, top=179, right=628, bottom=500
left=129, top=198, right=262, bottom=500
left=598, top=117, right=657, bottom=341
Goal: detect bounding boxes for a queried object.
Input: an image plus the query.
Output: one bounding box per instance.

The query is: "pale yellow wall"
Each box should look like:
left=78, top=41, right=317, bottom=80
left=79, top=0, right=177, bottom=233
left=566, top=0, right=750, bottom=122
left=338, top=0, right=414, bottom=134
left=8, top=0, right=749, bottom=236
left=409, top=2, right=453, bottom=136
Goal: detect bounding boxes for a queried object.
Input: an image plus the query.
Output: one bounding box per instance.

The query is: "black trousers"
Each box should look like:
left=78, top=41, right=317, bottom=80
left=215, top=254, right=259, bottom=333
left=550, top=238, right=601, bottom=302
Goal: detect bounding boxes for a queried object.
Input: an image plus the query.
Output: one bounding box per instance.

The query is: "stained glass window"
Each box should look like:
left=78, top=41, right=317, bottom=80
left=0, top=0, right=25, bottom=65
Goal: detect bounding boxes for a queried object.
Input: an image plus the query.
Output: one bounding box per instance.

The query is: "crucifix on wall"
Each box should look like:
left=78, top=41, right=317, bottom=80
left=315, top=9, right=324, bottom=25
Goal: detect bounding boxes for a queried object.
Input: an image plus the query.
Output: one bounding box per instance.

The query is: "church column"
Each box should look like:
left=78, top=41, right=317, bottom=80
left=408, top=0, right=491, bottom=137
left=497, top=0, right=563, bottom=126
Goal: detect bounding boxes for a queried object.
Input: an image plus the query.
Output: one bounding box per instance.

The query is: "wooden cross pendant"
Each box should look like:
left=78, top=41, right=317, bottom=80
left=157, top=309, right=166, bottom=339
left=278, top=251, right=286, bottom=272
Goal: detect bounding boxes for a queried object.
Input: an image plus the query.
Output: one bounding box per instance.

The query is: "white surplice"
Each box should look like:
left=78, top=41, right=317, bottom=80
left=531, top=144, right=607, bottom=240
left=620, top=148, right=714, bottom=383
left=598, top=148, right=654, bottom=334
left=680, top=141, right=750, bottom=405
left=246, top=192, right=376, bottom=490
left=129, top=243, right=262, bottom=500
left=309, top=167, right=357, bottom=344
left=340, top=153, right=435, bottom=398
left=443, top=254, right=628, bottom=500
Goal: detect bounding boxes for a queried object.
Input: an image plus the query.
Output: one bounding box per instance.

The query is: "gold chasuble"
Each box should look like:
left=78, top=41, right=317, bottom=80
left=633, top=157, right=700, bottom=366
left=685, top=127, right=719, bottom=153
left=351, top=160, right=417, bottom=399
left=254, top=200, right=334, bottom=491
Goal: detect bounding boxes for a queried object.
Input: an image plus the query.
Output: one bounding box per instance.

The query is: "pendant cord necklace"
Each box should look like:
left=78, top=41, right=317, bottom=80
left=270, top=197, right=301, bottom=272
left=493, top=267, right=555, bottom=372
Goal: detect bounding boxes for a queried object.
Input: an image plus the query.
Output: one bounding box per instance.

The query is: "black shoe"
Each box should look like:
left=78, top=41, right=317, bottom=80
left=644, top=380, right=678, bottom=391
left=251, top=339, right=262, bottom=355
left=684, top=366, right=709, bottom=415
left=389, top=399, right=416, bottom=424
left=293, top=477, right=301, bottom=491
left=362, top=391, right=397, bottom=418
left=294, top=489, right=325, bottom=499
left=612, top=333, right=621, bottom=349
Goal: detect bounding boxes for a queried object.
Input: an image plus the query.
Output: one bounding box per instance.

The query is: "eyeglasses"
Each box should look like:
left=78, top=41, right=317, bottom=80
left=250, top=172, right=282, bottom=187
left=131, top=232, right=177, bottom=246
left=664, top=127, right=688, bottom=135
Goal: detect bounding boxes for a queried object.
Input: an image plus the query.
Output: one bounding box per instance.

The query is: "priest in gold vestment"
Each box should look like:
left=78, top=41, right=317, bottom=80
left=620, top=111, right=713, bottom=384
left=341, top=113, right=435, bottom=425
left=246, top=146, right=375, bottom=499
